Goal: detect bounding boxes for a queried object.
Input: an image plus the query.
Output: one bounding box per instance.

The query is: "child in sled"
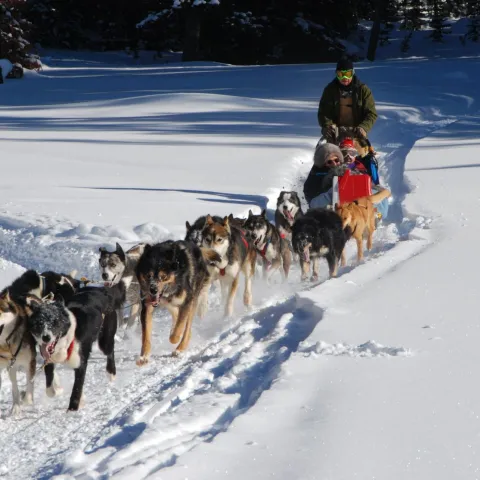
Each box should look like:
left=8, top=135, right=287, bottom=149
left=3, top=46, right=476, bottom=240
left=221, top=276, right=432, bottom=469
left=303, top=141, right=390, bottom=222
left=339, top=137, right=389, bottom=221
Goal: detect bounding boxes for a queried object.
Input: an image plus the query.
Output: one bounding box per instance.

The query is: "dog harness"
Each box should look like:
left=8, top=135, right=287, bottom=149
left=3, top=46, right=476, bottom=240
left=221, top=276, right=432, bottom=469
left=256, top=238, right=272, bottom=269
left=1, top=318, right=25, bottom=369
left=66, top=340, right=75, bottom=361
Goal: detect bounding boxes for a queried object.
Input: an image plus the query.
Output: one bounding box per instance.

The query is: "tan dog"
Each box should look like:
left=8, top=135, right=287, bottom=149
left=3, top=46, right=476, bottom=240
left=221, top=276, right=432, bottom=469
left=202, top=215, right=257, bottom=318
left=335, top=189, right=391, bottom=262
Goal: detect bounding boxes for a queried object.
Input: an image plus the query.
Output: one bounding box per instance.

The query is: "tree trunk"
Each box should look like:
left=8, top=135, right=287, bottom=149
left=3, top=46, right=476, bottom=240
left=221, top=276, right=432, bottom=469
left=367, top=0, right=385, bottom=61
left=182, top=6, right=202, bottom=62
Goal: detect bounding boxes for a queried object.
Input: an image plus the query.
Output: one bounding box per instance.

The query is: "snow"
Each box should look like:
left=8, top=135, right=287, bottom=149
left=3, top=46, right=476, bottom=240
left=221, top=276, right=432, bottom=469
left=0, top=48, right=480, bottom=479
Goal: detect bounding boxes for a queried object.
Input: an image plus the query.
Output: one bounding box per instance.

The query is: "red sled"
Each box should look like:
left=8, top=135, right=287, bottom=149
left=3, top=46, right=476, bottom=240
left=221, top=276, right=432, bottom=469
left=332, top=169, right=372, bottom=206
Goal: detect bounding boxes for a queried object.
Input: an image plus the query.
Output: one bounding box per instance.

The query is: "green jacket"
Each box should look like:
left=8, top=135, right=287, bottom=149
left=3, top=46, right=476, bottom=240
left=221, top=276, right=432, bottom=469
left=317, top=76, right=378, bottom=133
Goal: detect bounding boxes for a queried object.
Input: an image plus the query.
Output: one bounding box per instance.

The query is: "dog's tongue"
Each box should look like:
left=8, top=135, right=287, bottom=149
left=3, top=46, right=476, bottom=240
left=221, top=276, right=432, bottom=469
left=303, top=247, right=310, bottom=263
left=40, top=342, right=53, bottom=361
left=286, top=209, right=294, bottom=221
left=150, top=294, right=160, bottom=307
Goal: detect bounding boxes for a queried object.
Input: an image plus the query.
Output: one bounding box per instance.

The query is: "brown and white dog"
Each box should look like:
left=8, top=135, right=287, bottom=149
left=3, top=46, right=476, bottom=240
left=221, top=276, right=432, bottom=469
left=201, top=215, right=257, bottom=318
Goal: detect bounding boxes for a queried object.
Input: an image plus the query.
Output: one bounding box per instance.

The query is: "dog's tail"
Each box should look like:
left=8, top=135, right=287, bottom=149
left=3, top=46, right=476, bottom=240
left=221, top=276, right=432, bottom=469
left=200, top=247, right=222, bottom=265
left=367, top=187, right=391, bottom=204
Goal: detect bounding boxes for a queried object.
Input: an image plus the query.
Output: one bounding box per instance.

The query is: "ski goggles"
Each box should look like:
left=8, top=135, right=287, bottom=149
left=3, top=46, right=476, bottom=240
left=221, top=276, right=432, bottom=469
left=341, top=148, right=357, bottom=159
left=336, top=69, right=354, bottom=80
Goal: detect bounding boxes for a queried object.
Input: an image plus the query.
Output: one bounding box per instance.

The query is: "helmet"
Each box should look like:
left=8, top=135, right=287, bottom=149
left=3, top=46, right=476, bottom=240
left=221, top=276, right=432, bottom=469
left=339, top=137, right=355, bottom=150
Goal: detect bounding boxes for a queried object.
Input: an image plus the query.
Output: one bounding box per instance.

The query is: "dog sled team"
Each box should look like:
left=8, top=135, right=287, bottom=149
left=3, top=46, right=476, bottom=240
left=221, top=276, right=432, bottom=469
left=0, top=57, right=391, bottom=415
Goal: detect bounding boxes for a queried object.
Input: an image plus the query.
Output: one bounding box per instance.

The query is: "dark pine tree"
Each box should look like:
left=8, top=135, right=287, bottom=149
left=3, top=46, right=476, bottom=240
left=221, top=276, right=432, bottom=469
left=430, top=0, right=451, bottom=42
left=0, top=0, right=39, bottom=69
left=465, top=0, right=480, bottom=41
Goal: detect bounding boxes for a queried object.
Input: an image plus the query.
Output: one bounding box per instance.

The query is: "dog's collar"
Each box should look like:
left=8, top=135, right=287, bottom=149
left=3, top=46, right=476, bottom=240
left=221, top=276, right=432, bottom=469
left=66, top=339, right=75, bottom=361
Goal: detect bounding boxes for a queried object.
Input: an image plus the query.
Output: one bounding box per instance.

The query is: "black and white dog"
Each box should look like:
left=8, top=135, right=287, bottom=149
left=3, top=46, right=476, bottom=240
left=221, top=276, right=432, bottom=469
left=1, top=269, right=81, bottom=303
left=243, top=209, right=292, bottom=282
left=25, top=274, right=132, bottom=411
left=99, top=242, right=146, bottom=328
left=274, top=191, right=303, bottom=242
left=0, top=269, right=80, bottom=415
left=291, top=208, right=350, bottom=282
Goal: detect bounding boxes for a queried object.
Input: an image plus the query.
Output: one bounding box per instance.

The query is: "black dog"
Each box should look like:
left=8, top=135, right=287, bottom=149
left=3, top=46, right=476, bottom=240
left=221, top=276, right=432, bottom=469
left=2, top=269, right=80, bottom=303
left=135, top=240, right=220, bottom=364
left=292, top=208, right=351, bottom=281
left=25, top=276, right=131, bottom=411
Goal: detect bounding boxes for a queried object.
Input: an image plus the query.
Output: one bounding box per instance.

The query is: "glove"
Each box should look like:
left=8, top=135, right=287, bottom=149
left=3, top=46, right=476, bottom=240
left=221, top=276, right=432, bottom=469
left=355, top=126, right=367, bottom=138
left=322, top=124, right=337, bottom=143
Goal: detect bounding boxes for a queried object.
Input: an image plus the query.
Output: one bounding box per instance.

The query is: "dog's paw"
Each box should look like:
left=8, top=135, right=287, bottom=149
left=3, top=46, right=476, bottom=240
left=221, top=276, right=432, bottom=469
left=21, top=391, right=33, bottom=405
left=310, top=274, right=319, bottom=282
left=46, top=385, right=64, bottom=398
left=10, top=403, right=21, bottom=417
left=136, top=355, right=149, bottom=367
left=106, top=372, right=116, bottom=382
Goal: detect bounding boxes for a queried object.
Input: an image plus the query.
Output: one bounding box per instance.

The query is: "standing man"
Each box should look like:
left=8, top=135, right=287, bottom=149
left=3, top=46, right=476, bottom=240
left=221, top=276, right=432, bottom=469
left=318, top=58, right=377, bottom=144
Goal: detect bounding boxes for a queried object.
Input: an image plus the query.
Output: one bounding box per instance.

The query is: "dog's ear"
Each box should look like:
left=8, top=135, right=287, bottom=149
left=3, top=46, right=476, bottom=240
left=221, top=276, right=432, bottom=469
left=206, top=214, right=214, bottom=225
left=115, top=242, right=126, bottom=261
left=69, top=269, right=77, bottom=279
left=0, top=289, right=10, bottom=303
left=248, top=209, right=253, bottom=218
left=186, top=221, right=191, bottom=231
left=261, top=209, right=267, bottom=218
left=292, top=192, right=300, bottom=202
left=334, top=203, right=340, bottom=211
left=99, top=246, right=107, bottom=254
left=228, top=213, right=234, bottom=222
left=223, top=216, right=231, bottom=232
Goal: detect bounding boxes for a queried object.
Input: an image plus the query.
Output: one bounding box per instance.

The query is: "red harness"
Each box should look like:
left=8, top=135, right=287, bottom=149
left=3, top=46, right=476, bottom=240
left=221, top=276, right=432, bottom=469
left=66, top=340, right=75, bottom=361
left=220, top=233, right=250, bottom=276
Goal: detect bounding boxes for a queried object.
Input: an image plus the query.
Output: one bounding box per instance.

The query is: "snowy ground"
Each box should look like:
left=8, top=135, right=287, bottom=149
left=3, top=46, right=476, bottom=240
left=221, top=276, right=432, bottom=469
left=0, top=51, right=479, bottom=479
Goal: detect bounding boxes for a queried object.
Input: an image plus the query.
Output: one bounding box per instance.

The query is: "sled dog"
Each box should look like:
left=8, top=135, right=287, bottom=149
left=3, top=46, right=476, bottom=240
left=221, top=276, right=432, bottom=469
left=335, top=189, right=390, bottom=262
left=135, top=240, right=220, bottom=365
left=201, top=215, right=257, bottom=317
left=274, top=191, right=303, bottom=242
left=292, top=208, right=350, bottom=281
left=99, top=242, right=146, bottom=327
left=243, top=209, right=291, bottom=281
left=25, top=274, right=132, bottom=411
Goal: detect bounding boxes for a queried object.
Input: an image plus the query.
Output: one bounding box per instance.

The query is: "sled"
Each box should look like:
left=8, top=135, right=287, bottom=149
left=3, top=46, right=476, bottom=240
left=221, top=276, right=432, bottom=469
left=332, top=169, right=372, bottom=206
